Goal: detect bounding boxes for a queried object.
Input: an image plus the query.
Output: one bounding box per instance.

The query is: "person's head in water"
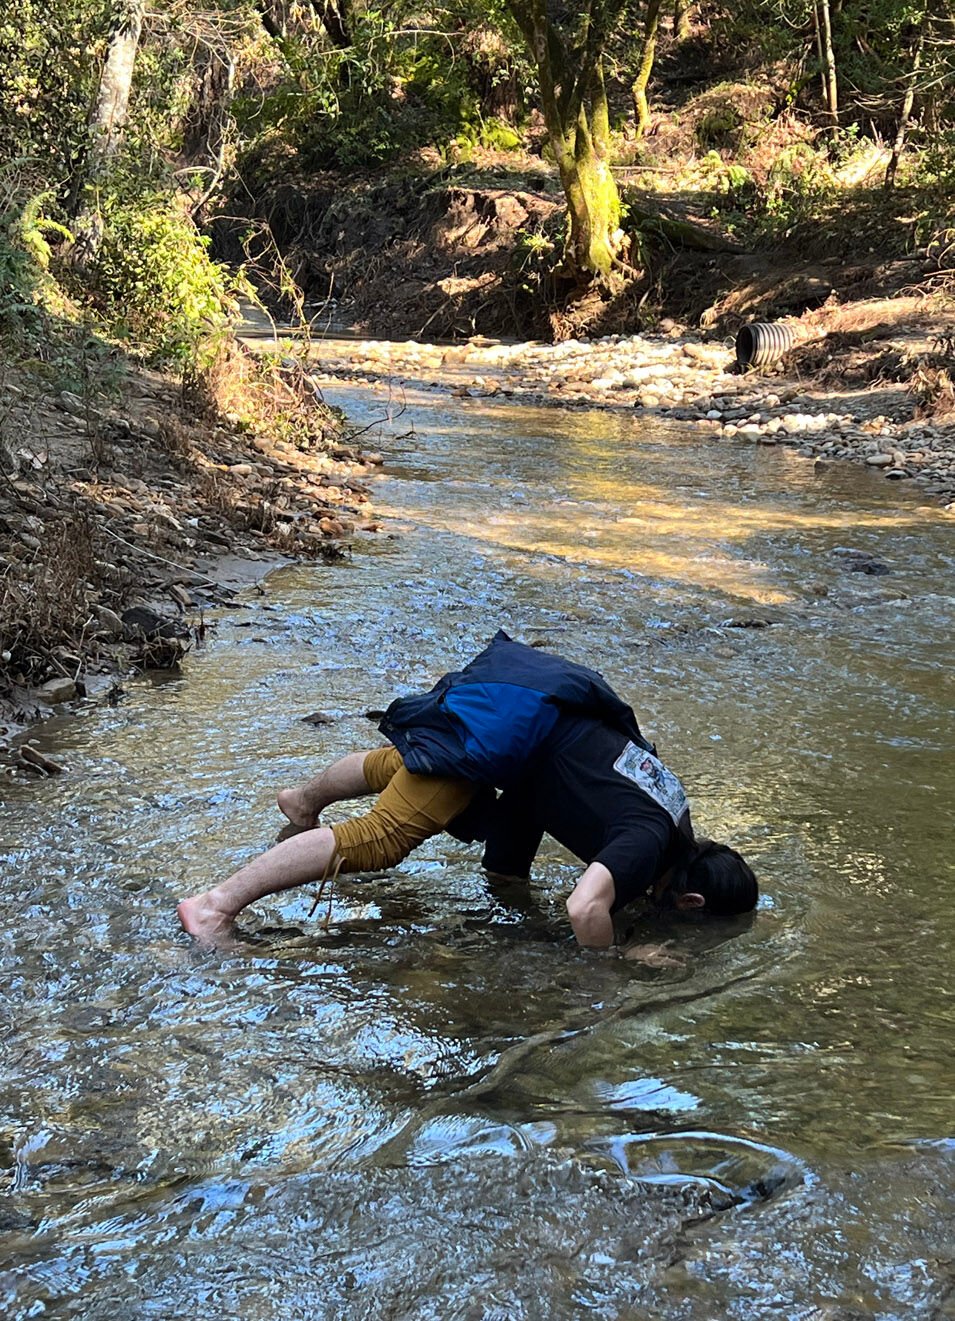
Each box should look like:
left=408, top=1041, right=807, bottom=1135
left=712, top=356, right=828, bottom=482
left=656, top=839, right=758, bottom=916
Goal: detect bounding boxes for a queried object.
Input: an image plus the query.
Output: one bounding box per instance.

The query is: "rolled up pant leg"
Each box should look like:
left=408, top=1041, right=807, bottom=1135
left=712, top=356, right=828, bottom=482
left=331, top=747, right=476, bottom=872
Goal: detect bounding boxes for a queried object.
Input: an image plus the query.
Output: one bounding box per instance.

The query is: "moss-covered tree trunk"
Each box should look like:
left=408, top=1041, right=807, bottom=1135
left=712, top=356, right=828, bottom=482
left=545, top=66, right=622, bottom=278
left=632, top=0, right=663, bottom=138
left=505, top=0, right=626, bottom=284
left=673, top=0, right=691, bottom=41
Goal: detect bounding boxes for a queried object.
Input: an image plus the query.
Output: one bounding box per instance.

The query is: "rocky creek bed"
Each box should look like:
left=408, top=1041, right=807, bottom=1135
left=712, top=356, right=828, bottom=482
left=303, top=324, right=955, bottom=508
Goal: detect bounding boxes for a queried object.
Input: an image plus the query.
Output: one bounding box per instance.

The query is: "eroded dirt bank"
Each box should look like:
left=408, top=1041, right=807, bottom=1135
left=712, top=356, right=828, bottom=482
left=0, top=351, right=379, bottom=743
left=219, top=174, right=941, bottom=343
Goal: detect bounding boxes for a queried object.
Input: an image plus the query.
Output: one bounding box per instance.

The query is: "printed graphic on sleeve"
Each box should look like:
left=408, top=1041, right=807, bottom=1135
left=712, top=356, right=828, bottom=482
left=612, top=742, right=688, bottom=825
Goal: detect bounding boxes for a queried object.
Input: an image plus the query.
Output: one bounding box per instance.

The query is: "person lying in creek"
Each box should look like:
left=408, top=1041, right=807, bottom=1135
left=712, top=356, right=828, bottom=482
left=177, top=631, right=758, bottom=947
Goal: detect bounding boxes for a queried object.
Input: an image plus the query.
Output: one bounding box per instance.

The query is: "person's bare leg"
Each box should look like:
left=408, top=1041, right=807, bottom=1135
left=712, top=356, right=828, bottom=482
left=277, top=751, right=372, bottom=828
left=178, top=826, right=339, bottom=944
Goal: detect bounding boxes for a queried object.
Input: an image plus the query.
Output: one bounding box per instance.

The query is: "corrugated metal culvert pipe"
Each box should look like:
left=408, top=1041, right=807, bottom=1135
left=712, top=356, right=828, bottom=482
left=736, top=321, right=798, bottom=369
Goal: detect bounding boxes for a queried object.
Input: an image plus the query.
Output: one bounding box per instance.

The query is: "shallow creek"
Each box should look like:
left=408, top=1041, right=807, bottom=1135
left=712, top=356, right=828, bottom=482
left=2, top=376, right=954, bottom=1318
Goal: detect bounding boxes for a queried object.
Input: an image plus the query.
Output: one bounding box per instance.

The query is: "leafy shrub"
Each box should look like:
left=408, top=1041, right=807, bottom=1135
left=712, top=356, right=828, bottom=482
left=695, top=150, right=754, bottom=202
left=914, top=130, right=955, bottom=196
left=236, top=19, right=527, bottom=175
left=0, top=2, right=99, bottom=190
left=756, top=142, right=835, bottom=236
left=0, top=181, right=73, bottom=331
left=90, top=194, right=239, bottom=367
left=696, top=106, right=742, bottom=151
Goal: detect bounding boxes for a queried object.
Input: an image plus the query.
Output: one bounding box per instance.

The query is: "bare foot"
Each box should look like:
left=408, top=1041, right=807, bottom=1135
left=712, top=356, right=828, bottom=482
left=177, top=892, right=237, bottom=947
left=277, top=787, right=319, bottom=829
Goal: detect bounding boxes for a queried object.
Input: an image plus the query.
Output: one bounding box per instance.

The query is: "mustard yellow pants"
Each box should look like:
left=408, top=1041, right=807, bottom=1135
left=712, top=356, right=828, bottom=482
left=330, top=746, right=477, bottom=872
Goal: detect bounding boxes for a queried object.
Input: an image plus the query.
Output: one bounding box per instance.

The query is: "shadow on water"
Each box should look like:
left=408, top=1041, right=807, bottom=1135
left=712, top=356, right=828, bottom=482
left=1, top=375, right=953, bottom=1318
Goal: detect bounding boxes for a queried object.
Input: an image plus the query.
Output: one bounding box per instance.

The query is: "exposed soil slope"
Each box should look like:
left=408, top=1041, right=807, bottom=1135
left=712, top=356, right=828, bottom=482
left=0, top=350, right=379, bottom=740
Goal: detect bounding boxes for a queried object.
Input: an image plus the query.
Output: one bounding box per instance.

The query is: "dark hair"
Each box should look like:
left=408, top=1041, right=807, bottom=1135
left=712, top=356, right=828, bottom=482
left=674, top=838, right=758, bottom=916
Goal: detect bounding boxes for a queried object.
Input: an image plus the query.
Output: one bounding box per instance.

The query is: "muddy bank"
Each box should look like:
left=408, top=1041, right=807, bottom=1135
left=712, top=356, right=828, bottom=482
left=218, top=170, right=940, bottom=344
left=300, top=322, right=955, bottom=507
left=216, top=175, right=564, bottom=341
left=0, top=351, right=380, bottom=741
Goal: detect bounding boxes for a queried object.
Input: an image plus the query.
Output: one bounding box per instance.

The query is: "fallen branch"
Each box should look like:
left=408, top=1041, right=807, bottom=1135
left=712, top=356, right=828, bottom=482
left=18, top=745, right=66, bottom=775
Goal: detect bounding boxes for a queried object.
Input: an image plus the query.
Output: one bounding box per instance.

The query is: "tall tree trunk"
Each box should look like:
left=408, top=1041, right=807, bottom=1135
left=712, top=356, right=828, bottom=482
left=818, top=0, right=839, bottom=126
left=632, top=0, right=663, bottom=139
left=673, top=0, right=691, bottom=41
left=506, top=1, right=626, bottom=284
left=565, top=61, right=621, bottom=277
left=71, top=0, right=145, bottom=268
left=885, top=7, right=929, bottom=190
left=544, top=111, right=622, bottom=281
left=811, top=3, right=828, bottom=116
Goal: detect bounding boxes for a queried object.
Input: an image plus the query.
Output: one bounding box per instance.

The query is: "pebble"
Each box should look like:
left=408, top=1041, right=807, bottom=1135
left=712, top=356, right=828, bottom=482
left=57, top=391, right=86, bottom=417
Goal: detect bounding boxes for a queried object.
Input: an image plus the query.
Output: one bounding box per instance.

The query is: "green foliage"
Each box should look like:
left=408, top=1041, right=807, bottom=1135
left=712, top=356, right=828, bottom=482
left=480, top=117, right=523, bottom=151
left=0, top=182, right=74, bottom=331
left=0, top=1, right=254, bottom=369
left=0, top=225, right=44, bottom=330
left=89, top=193, right=240, bottom=367
left=445, top=116, right=524, bottom=162
left=233, top=1, right=531, bottom=173
left=0, top=176, right=241, bottom=370
left=914, top=131, right=955, bottom=196
left=696, top=150, right=755, bottom=202
left=696, top=106, right=742, bottom=151
left=825, top=122, right=862, bottom=168
left=512, top=219, right=562, bottom=295
left=235, top=43, right=461, bottom=172
left=753, top=142, right=836, bottom=239
left=0, top=1, right=106, bottom=194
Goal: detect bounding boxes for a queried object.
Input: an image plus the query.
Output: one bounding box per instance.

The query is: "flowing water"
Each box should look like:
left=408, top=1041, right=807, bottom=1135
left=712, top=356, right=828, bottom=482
left=2, top=373, right=954, bottom=1319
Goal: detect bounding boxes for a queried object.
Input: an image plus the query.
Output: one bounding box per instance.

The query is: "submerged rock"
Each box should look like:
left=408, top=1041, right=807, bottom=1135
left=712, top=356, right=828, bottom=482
left=34, top=677, right=76, bottom=704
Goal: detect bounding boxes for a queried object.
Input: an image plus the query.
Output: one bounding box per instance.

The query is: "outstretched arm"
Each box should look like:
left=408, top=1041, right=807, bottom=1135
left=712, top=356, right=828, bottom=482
left=566, top=862, right=616, bottom=947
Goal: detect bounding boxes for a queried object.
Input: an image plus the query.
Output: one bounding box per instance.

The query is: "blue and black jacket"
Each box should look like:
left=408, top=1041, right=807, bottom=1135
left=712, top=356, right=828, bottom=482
left=378, top=630, right=655, bottom=789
